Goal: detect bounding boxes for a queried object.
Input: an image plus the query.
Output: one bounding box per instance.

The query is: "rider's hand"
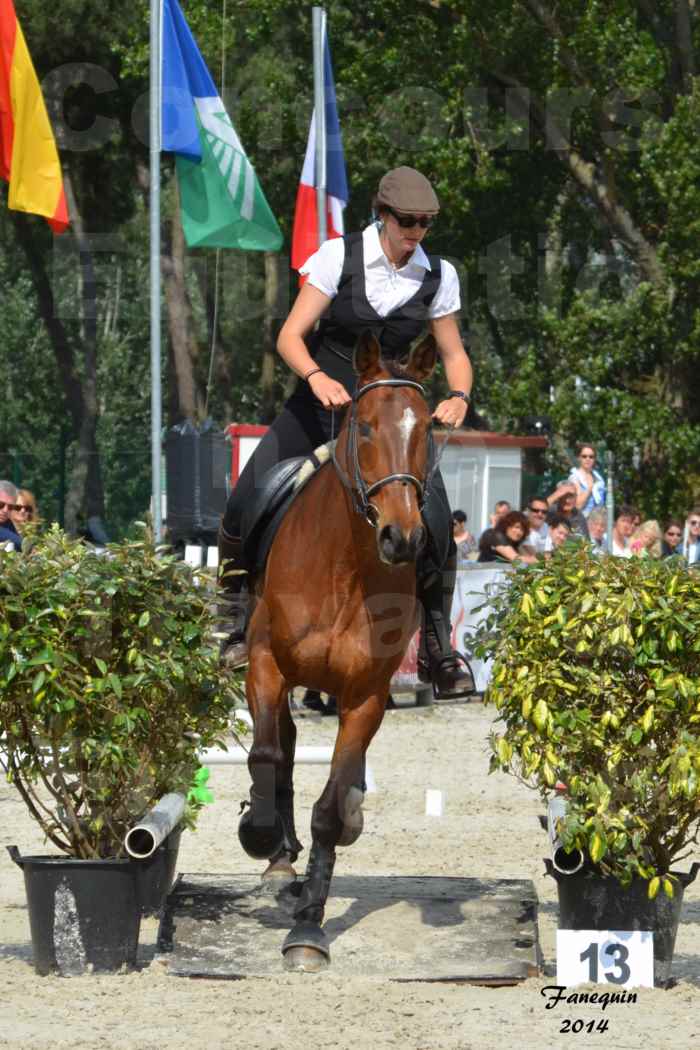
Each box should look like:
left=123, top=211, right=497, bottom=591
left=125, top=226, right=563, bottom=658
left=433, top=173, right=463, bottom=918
left=432, top=397, right=468, bottom=429
left=308, top=371, right=352, bottom=409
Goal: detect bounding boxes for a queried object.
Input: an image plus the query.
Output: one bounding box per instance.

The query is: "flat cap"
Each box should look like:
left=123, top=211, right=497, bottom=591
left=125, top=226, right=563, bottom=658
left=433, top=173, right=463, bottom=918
left=376, top=166, right=439, bottom=214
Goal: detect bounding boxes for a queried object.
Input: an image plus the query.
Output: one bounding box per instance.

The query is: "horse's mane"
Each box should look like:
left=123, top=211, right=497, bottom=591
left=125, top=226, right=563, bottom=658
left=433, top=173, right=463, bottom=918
left=378, top=357, right=413, bottom=381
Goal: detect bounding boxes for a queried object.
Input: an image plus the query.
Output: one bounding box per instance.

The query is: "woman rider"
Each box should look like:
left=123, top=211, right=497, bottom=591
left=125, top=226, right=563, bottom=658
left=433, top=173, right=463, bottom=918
left=219, top=166, right=474, bottom=698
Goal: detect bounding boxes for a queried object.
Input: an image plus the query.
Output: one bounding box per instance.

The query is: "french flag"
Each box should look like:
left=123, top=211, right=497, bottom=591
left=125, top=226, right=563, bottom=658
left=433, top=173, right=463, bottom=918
left=291, top=27, right=348, bottom=273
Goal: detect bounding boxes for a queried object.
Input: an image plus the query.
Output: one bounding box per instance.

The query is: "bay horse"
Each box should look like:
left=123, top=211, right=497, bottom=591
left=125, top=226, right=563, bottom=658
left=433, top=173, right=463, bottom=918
left=239, top=330, right=438, bottom=971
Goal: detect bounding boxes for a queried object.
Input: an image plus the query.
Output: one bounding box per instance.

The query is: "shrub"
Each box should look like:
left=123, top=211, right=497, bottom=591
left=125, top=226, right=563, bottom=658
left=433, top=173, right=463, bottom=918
left=475, top=543, right=700, bottom=893
left=0, top=527, right=240, bottom=859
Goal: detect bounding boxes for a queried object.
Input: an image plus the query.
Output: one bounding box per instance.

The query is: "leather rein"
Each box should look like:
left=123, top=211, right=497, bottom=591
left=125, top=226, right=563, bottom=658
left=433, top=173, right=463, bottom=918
left=331, top=378, right=445, bottom=528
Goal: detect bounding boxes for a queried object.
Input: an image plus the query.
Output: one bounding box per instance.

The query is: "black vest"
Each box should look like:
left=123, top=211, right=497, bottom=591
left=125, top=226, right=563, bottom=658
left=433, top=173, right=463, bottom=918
left=295, top=231, right=442, bottom=400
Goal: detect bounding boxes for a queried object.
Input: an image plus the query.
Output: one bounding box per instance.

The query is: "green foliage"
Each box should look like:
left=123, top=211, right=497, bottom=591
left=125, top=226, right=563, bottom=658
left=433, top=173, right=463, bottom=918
left=475, top=543, right=700, bottom=887
left=0, top=527, right=243, bottom=858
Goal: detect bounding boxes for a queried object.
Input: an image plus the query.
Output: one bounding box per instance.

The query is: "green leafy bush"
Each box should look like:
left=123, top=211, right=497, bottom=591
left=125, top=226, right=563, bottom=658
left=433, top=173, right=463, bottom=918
left=0, top=528, right=241, bottom=859
left=475, top=544, right=700, bottom=892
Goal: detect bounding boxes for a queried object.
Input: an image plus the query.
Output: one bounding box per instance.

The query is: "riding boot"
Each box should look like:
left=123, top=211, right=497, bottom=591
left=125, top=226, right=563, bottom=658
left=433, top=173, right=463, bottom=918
left=217, top=523, right=249, bottom=668
left=416, top=552, right=475, bottom=699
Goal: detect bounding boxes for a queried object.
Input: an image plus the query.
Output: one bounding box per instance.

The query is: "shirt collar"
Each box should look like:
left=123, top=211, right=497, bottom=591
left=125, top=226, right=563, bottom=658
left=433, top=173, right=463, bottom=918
left=363, top=223, right=431, bottom=271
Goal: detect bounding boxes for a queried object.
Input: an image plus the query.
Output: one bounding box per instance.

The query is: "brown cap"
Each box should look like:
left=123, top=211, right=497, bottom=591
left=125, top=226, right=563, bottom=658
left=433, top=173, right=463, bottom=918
left=376, top=166, right=439, bottom=214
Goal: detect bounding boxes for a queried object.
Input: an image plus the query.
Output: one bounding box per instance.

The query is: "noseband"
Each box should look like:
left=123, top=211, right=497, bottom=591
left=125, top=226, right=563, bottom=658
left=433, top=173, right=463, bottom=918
left=332, top=378, right=440, bottom=528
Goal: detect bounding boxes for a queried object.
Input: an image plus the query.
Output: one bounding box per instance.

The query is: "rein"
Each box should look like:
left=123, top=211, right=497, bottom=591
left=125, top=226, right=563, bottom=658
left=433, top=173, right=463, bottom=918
left=331, top=378, right=447, bottom=528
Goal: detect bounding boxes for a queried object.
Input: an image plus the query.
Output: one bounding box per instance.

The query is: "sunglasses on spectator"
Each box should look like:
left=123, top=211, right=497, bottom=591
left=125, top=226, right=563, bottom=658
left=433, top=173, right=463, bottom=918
left=579, top=453, right=595, bottom=459
left=0, top=500, right=20, bottom=511
left=666, top=529, right=682, bottom=536
left=529, top=506, right=547, bottom=515
left=15, top=505, right=33, bottom=517
left=385, top=206, right=435, bottom=230
left=689, top=519, right=700, bottom=526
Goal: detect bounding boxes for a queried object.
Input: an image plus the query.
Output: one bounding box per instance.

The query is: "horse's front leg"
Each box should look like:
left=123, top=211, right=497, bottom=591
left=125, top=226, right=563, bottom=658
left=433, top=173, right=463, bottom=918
left=238, top=643, right=301, bottom=873
left=282, top=689, right=387, bottom=972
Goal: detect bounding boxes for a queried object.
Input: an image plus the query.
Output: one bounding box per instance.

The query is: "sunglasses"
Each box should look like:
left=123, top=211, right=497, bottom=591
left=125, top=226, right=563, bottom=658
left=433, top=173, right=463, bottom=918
left=0, top=500, right=20, bottom=512
left=15, top=505, right=33, bottom=516
left=579, top=453, right=595, bottom=459
left=689, top=520, right=700, bottom=527
left=385, top=205, right=435, bottom=230
left=529, top=507, right=547, bottom=515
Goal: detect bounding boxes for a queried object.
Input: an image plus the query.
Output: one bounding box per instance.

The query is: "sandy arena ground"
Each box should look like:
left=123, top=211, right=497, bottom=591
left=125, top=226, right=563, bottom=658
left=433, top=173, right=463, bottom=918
left=1, top=699, right=698, bottom=1050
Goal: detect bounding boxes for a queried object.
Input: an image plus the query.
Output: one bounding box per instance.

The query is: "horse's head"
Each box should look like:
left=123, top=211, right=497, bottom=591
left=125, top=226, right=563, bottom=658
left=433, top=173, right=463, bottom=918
left=348, top=330, right=438, bottom=566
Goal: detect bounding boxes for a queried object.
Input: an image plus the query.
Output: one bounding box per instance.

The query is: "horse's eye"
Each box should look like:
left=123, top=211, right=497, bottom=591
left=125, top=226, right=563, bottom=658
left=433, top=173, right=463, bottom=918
left=358, top=421, right=373, bottom=438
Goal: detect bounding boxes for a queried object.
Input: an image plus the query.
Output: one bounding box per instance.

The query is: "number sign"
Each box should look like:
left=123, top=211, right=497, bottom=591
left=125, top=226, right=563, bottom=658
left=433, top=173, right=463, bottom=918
left=557, top=930, right=654, bottom=988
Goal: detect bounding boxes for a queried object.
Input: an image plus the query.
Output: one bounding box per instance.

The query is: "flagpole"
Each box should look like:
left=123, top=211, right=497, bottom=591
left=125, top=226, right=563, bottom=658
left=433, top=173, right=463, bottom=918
left=150, top=0, right=163, bottom=543
left=312, top=6, right=327, bottom=246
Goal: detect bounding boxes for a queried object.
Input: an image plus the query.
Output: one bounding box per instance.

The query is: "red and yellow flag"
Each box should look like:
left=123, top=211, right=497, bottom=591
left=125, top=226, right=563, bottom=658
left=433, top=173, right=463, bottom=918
left=0, top=0, right=68, bottom=231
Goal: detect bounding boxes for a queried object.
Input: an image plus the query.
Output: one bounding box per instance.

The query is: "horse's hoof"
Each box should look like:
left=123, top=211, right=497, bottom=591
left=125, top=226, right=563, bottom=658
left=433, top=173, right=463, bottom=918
left=238, top=809, right=285, bottom=860
left=282, top=922, right=330, bottom=972
left=283, top=945, right=330, bottom=973
left=261, top=857, right=297, bottom=887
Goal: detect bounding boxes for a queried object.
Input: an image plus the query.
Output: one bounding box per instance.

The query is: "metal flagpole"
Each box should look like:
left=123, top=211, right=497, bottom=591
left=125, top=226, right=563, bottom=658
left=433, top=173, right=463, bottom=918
left=150, top=0, right=163, bottom=543
left=312, top=6, right=327, bottom=246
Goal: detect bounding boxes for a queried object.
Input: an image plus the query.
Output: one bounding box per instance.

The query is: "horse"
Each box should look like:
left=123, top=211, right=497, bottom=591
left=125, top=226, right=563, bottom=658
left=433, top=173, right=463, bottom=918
left=238, top=329, right=439, bottom=971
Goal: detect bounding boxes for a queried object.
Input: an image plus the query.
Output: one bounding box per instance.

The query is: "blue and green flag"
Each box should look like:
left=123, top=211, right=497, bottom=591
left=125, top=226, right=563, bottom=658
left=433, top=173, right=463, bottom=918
left=161, top=0, right=282, bottom=251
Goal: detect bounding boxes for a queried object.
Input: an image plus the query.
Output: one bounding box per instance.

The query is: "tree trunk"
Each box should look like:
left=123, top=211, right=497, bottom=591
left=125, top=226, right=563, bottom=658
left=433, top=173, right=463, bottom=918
left=259, top=251, right=283, bottom=423
left=13, top=172, right=105, bottom=535
left=161, top=180, right=204, bottom=423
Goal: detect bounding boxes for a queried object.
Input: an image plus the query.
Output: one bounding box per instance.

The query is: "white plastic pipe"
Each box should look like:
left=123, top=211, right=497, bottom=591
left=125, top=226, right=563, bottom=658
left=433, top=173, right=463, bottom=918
left=124, top=792, right=186, bottom=859
left=199, top=744, right=377, bottom=794
left=548, top=795, right=585, bottom=874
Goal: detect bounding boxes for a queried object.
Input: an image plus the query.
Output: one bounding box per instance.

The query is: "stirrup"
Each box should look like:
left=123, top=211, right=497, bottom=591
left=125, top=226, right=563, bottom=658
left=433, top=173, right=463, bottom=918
left=221, top=629, right=248, bottom=669
left=417, top=650, right=475, bottom=700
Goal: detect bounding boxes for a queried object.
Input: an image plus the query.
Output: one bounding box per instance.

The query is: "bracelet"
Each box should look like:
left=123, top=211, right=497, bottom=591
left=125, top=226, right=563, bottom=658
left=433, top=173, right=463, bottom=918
left=447, top=390, right=471, bottom=402
left=304, top=367, right=322, bottom=382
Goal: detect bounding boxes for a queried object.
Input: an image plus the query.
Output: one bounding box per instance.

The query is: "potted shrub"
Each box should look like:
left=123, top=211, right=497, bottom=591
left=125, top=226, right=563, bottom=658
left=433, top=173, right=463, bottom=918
left=474, top=543, right=700, bottom=986
left=0, top=527, right=239, bottom=974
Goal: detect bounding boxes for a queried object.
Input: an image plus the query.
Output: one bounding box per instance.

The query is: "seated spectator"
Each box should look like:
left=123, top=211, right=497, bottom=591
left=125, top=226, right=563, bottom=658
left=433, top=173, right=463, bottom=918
left=661, top=519, right=683, bottom=558
left=568, top=443, right=606, bottom=518
left=546, top=484, right=589, bottom=539
left=489, top=500, right=512, bottom=528
left=683, top=508, right=700, bottom=565
left=0, top=479, right=22, bottom=551
left=478, top=510, right=537, bottom=564
left=610, top=505, right=637, bottom=557
left=452, top=510, right=477, bottom=561
left=522, top=498, right=549, bottom=556
left=587, top=508, right=607, bottom=554
left=630, top=520, right=662, bottom=558
left=544, top=513, right=572, bottom=557
left=11, top=488, right=39, bottom=535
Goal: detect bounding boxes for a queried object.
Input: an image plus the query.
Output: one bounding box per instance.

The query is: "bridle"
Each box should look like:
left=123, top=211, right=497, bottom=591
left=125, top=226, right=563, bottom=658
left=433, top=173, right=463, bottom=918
left=331, top=378, right=444, bottom=528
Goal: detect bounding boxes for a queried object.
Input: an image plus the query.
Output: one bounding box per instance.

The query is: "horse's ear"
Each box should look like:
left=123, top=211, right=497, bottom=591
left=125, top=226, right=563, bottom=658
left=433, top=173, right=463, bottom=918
left=353, top=330, right=383, bottom=380
left=405, top=334, right=437, bottom=381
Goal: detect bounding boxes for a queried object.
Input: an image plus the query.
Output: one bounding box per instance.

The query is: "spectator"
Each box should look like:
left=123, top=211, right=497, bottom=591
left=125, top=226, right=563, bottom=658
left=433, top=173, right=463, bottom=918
left=11, top=488, right=38, bottom=536
left=587, top=508, right=607, bottom=554
left=489, top=500, right=512, bottom=528
left=683, top=508, right=700, bottom=565
left=523, top=497, right=549, bottom=555
left=661, top=519, right=683, bottom=558
left=0, top=480, right=22, bottom=551
left=478, top=510, right=537, bottom=564
left=610, top=505, right=637, bottom=557
left=544, top=513, right=572, bottom=557
left=546, top=484, right=589, bottom=539
left=452, top=510, right=477, bottom=561
left=630, top=520, right=662, bottom=558
left=568, top=443, right=606, bottom=518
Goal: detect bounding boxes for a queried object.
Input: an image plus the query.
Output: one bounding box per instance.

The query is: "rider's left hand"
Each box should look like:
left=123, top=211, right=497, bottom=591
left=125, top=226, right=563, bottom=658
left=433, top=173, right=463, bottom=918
left=433, top=398, right=468, bottom=429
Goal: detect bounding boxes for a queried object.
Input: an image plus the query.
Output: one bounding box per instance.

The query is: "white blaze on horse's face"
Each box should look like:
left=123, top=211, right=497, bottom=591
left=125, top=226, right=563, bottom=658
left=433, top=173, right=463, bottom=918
left=398, top=406, right=417, bottom=448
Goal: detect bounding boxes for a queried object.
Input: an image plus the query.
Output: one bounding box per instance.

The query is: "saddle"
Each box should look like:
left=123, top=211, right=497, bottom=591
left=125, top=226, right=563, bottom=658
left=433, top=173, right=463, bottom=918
left=240, top=445, right=334, bottom=575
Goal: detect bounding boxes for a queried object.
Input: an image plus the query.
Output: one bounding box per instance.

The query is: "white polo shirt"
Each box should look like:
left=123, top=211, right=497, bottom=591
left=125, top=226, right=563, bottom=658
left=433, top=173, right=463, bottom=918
left=299, top=223, right=461, bottom=320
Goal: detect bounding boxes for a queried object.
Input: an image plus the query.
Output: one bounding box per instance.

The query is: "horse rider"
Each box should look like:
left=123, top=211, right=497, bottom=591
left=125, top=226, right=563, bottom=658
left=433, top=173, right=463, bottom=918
left=219, top=166, right=474, bottom=699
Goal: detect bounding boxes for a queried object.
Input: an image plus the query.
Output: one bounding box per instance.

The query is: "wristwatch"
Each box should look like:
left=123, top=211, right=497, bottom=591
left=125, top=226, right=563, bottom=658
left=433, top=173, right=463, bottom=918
left=447, top=390, right=471, bottom=402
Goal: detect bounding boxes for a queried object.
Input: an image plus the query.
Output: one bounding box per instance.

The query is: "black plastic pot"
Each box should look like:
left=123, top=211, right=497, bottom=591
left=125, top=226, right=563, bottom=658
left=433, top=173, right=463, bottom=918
left=8, top=846, right=141, bottom=976
left=135, top=826, right=182, bottom=917
left=546, top=858, right=699, bottom=987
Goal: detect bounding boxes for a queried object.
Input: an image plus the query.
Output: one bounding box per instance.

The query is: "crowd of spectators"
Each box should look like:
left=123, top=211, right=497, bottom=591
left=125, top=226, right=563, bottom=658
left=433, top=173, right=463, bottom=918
left=452, top=443, right=700, bottom=567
